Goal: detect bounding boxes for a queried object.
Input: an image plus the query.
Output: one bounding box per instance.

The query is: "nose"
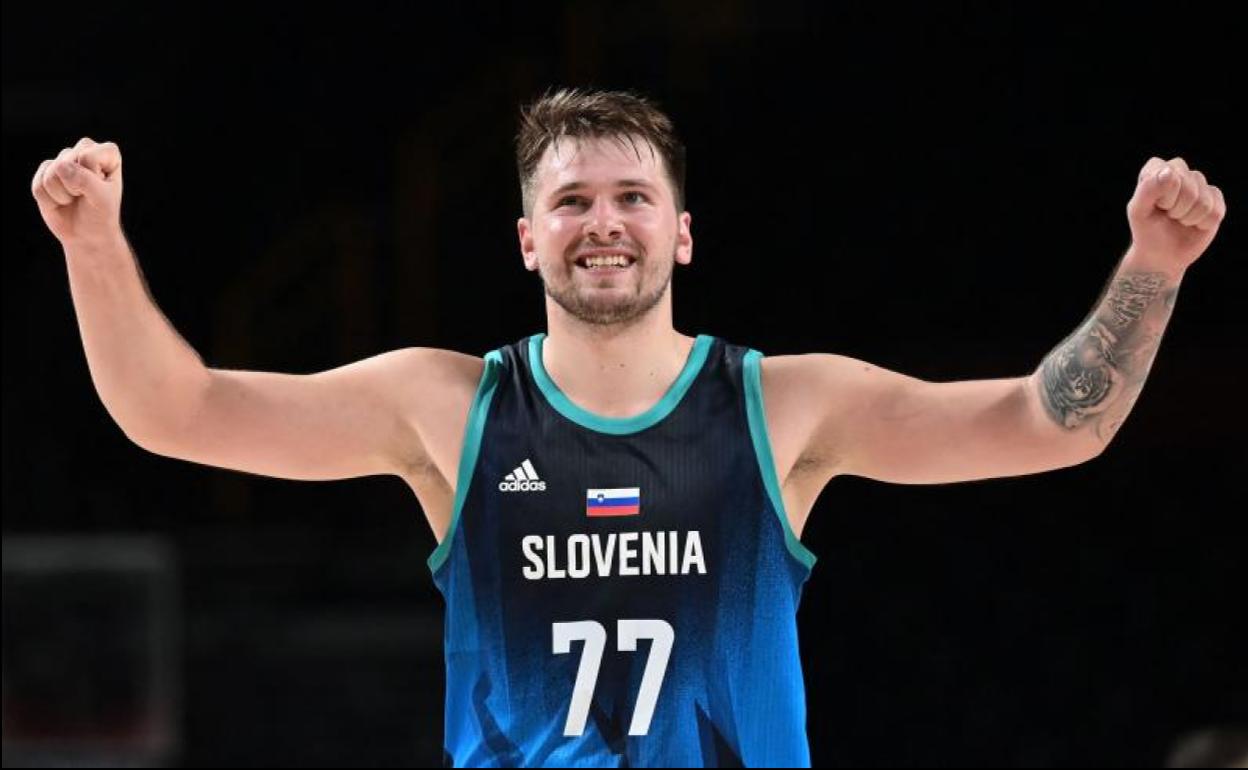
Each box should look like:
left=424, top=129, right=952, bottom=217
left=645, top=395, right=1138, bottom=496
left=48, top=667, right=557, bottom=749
left=582, top=196, right=624, bottom=241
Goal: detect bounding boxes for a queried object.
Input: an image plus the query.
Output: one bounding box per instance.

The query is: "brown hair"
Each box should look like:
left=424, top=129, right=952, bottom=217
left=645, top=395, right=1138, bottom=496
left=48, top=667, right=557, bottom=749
left=514, top=86, right=687, bottom=219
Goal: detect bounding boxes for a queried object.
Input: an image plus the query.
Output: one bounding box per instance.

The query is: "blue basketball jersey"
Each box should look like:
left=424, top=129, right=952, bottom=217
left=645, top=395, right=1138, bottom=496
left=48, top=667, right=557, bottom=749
left=428, top=332, right=818, bottom=767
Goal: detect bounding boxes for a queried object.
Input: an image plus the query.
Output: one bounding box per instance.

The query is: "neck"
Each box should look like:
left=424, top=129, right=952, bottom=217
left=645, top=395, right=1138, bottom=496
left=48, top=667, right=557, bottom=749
left=542, top=301, right=693, bottom=418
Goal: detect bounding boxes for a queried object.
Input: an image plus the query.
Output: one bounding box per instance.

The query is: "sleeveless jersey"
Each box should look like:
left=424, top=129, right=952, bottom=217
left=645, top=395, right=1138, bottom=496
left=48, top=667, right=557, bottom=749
left=427, top=332, right=818, bottom=767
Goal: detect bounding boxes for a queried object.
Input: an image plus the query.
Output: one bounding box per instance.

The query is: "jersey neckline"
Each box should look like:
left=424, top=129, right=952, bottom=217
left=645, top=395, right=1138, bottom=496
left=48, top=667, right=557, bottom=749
left=527, top=332, right=713, bottom=435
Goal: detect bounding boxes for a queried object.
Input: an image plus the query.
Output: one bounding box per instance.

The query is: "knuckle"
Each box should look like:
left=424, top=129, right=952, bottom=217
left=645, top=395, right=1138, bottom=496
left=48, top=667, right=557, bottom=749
left=31, top=163, right=48, bottom=194
left=1140, top=157, right=1164, bottom=179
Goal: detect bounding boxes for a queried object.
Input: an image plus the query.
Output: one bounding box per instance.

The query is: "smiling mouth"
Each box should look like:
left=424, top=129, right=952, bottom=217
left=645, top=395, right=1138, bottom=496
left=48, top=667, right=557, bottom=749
left=574, top=255, right=637, bottom=269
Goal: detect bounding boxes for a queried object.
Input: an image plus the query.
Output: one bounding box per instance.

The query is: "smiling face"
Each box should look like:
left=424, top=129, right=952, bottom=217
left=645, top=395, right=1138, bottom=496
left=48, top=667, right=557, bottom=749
left=517, top=134, right=692, bottom=328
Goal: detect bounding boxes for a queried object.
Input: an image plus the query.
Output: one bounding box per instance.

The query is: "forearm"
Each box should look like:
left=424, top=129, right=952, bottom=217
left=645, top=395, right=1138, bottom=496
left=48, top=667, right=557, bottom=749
left=1028, top=246, right=1183, bottom=448
left=63, top=231, right=210, bottom=443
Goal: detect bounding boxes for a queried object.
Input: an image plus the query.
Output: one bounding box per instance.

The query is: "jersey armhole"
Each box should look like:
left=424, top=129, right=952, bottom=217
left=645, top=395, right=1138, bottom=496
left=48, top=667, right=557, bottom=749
left=743, top=349, right=818, bottom=570
left=427, top=348, right=505, bottom=574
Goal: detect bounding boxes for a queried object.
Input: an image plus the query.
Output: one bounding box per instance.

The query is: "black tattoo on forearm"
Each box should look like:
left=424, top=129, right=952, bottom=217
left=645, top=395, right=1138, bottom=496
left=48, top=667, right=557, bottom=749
left=1037, top=270, right=1179, bottom=443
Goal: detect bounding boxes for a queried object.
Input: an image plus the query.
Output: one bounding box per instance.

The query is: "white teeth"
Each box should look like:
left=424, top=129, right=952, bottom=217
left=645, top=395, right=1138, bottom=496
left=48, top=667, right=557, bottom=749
left=583, top=254, right=631, bottom=268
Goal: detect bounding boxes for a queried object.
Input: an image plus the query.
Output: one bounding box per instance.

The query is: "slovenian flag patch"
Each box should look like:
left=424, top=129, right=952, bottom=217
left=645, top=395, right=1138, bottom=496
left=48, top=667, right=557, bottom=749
left=586, top=487, right=641, bottom=517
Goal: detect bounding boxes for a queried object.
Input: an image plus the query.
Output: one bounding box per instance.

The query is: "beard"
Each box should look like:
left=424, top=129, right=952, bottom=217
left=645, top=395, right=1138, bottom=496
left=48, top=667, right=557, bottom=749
left=539, top=246, right=674, bottom=327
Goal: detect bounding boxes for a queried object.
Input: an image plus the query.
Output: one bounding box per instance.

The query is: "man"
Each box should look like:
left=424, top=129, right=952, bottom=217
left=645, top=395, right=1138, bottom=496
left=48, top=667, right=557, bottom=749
left=31, top=87, right=1225, bottom=767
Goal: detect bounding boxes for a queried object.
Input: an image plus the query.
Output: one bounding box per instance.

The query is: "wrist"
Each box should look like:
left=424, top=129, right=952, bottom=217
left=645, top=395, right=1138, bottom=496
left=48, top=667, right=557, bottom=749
left=1122, top=245, right=1186, bottom=282
left=62, top=228, right=130, bottom=261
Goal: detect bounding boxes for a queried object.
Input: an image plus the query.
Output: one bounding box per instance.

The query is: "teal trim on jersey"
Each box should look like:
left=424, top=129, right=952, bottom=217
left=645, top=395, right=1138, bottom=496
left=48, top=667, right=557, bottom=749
left=743, top=349, right=818, bottom=570
left=528, top=332, right=713, bottom=435
left=427, top=349, right=505, bottom=574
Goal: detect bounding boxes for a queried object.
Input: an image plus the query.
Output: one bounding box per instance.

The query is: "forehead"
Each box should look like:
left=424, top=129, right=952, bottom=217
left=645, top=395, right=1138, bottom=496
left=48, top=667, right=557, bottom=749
left=536, top=135, right=664, bottom=191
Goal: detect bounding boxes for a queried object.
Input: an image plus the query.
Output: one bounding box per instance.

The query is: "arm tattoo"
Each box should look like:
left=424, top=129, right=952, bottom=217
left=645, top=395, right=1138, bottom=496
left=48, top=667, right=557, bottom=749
left=1038, top=270, right=1179, bottom=443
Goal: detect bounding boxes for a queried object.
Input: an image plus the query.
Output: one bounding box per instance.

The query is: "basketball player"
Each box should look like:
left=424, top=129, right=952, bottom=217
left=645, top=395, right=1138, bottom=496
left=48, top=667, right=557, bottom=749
left=31, top=88, right=1225, bottom=766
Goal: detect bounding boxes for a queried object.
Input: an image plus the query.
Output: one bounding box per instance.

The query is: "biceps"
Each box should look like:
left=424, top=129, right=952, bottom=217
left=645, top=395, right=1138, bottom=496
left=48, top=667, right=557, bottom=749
left=837, top=374, right=1100, bottom=485
left=144, top=354, right=419, bottom=482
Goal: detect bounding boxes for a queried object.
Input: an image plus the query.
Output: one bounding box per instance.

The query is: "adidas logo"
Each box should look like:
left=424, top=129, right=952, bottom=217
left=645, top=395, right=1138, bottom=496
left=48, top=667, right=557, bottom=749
left=499, top=458, right=547, bottom=492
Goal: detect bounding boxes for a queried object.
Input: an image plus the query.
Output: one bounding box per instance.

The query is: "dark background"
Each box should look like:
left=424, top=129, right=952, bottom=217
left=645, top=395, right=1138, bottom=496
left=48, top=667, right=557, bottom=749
left=4, top=2, right=1245, bottom=766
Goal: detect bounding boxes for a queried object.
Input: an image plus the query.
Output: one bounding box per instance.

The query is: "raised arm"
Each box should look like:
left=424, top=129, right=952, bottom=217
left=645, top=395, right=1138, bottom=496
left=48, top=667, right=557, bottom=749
left=768, top=156, right=1225, bottom=487
left=31, top=138, right=467, bottom=482
left=1032, top=156, right=1224, bottom=446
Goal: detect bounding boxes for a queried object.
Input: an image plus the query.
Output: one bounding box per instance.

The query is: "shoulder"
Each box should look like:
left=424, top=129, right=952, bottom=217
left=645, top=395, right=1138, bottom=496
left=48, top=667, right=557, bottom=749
left=757, top=352, right=850, bottom=399
left=756, top=353, right=847, bottom=434
left=387, top=347, right=489, bottom=415
left=385, top=347, right=490, bottom=487
left=381, top=346, right=486, bottom=390
left=753, top=353, right=848, bottom=483
left=758, top=351, right=904, bottom=400
left=757, top=352, right=909, bottom=480
left=364, top=346, right=489, bottom=454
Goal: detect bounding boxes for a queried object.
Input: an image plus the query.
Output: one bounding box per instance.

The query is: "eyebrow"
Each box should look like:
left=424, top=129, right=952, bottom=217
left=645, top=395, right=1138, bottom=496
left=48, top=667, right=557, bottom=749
left=548, top=179, right=657, bottom=199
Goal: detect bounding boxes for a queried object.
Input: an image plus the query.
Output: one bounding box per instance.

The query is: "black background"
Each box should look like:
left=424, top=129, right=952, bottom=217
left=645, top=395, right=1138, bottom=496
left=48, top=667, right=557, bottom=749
left=4, top=2, right=1245, bottom=766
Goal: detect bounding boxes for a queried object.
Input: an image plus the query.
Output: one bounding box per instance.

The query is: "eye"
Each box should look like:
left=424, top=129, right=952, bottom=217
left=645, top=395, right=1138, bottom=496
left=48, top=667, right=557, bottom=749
left=556, top=192, right=649, bottom=209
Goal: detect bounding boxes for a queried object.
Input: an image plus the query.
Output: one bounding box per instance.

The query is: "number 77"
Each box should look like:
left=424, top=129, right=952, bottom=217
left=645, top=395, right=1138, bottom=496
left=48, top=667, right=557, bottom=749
left=552, top=619, right=675, bottom=737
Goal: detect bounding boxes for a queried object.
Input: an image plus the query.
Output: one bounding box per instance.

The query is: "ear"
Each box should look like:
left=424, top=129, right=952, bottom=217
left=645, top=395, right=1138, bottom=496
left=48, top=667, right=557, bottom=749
left=517, top=217, right=539, bottom=271
left=675, top=211, right=693, bottom=266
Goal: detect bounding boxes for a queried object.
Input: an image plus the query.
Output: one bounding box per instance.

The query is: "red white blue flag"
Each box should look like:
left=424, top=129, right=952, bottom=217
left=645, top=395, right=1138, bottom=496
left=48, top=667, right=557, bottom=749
left=586, top=487, right=640, bottom=517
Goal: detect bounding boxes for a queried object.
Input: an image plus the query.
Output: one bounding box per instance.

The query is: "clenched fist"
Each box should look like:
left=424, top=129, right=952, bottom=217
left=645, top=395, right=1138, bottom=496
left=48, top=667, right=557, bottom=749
left=31, top=137, right=124, bottom=249
left=1126, top=156, right=1226, bottom=273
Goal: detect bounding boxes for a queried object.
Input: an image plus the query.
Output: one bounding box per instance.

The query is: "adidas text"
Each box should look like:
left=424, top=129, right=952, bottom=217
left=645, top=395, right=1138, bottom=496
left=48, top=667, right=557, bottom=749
left=499, top=478, right=547, bottom=492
